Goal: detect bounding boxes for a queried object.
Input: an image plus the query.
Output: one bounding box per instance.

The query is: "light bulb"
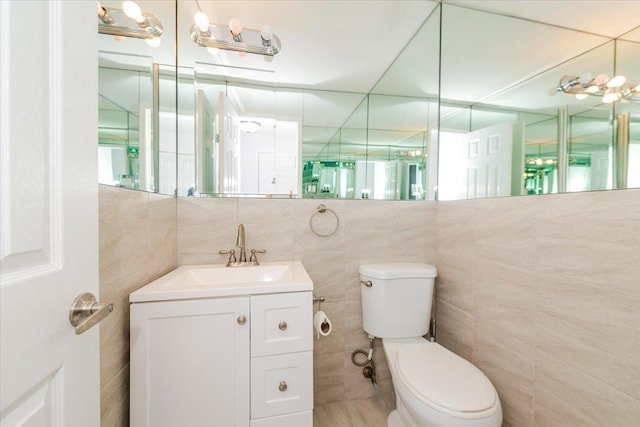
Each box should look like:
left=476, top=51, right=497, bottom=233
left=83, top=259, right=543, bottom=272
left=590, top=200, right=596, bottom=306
left=146, top=37, right=161, bottom=48
left=229, top=18, right=243, bottom=36
left=575, top=93, right=589, bottom=100
left=122, top=1, right=142, bottom=20
left=607, top=75, right=626, bottom=88
left=602, top=92, right=620, bottom=103
left=578, top=73, right=592, bottom=84
left=535, top=158, right=543, bottom=165
left=586, top=85, right=599, bottom=93
left=593, top=74, right=609, bottom=86
left=261, top=25, right=273, bottom=41
left=545, top=159, right=554, bottom=165
left=207, top=46, right=220, bottom=55
left=194, top=12, right=210, bottom=32
left=97, top=1, right=107, bottom=18
left=635, top=84, right=640, bottom=92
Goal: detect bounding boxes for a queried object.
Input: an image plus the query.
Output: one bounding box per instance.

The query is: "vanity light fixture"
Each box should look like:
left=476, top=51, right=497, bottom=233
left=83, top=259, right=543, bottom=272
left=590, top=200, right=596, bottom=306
left=395, top=149, right=428, bottom=158
left=555, top=73, right=640, bottom=103
left=239, top=121, right=261, bottom=133
left=190, top=12, right=281, bottom=56
left=98, top=1, right=163, bottom=47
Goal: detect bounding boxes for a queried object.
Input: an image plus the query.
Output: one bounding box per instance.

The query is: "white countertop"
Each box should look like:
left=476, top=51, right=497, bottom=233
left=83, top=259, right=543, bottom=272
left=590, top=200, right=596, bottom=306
left=130, top=261, right=314, bottom=303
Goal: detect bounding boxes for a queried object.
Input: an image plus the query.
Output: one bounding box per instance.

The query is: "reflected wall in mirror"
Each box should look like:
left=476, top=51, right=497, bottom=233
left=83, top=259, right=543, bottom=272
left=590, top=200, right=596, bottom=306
left=98, top=0, right=177, bottom=195
left=175, top=0, right=441, bottom=200
left=99, top=54, right=151, bottom=190
left=437, top=3, right=639, bottom=200
left=185, top=66, right=303, bottom=197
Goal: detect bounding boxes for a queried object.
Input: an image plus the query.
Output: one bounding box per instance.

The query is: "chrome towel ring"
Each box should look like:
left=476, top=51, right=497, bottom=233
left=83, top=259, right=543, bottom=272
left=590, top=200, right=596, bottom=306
left=309, top=204, right=339, bottom=237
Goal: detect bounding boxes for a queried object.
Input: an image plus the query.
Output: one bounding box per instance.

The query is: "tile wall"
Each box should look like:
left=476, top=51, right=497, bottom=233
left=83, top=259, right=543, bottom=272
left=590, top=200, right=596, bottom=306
left=99, top=185, right=640, bottom=427
left=98, top=185, right=177, bottom=426
left=176, top=197, right=438, bottom=406
left=436, top=188, right=640, bottom=426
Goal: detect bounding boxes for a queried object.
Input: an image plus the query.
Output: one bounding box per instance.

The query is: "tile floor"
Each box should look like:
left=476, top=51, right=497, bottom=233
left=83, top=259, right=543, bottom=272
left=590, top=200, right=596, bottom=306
left=313, top=398, right=395, bottom=427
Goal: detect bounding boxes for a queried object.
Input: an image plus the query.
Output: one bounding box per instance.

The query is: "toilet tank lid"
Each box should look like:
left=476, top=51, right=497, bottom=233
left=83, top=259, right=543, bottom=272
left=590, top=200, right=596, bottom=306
left=359, top=263, right=437, bottom=279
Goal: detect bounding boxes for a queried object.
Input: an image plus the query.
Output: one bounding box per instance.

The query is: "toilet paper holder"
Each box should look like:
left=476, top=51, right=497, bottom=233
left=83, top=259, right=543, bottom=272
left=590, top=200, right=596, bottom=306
left=313, top=295, right=325, bottom=310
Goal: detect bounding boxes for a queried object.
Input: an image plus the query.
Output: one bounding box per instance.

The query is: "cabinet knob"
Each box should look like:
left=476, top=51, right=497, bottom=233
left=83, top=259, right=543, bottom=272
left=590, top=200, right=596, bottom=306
left=278, top=320, right=287, bottom=331
left=278, top=381, right=288, bottom=392
left=237, top=315, right=246, bottom=325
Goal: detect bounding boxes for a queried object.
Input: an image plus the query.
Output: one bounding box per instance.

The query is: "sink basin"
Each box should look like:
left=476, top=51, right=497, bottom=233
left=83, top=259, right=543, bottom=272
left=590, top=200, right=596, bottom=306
left=130, top=261, right=313, bottom=303
left=188, top=264, right=293, bottom=285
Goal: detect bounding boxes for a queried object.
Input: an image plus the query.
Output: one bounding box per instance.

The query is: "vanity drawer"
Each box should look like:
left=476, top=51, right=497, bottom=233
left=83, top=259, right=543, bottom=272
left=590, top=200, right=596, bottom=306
left=250, top=411, right=312, bottom=427
left=251, top=292, right=312, bottom=356
left=250, top=351, right=313, bottom=419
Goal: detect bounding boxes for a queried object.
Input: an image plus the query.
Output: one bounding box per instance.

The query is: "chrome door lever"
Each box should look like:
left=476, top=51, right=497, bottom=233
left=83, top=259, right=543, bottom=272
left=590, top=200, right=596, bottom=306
left=69, top=293, right=113, bottom=335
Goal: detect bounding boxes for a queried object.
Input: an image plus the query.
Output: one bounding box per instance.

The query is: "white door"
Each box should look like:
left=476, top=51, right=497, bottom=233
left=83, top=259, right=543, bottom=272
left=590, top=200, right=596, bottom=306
left=0, top=1, right=100, bottom=426
left=258, top=152, right=276, bottom=194
left=461, top=122, right=513, bottom=199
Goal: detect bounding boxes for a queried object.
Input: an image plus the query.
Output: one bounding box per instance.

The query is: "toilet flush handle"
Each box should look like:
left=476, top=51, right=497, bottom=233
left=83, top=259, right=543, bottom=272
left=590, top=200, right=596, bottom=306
left=360, top=280, right=372, bottom=288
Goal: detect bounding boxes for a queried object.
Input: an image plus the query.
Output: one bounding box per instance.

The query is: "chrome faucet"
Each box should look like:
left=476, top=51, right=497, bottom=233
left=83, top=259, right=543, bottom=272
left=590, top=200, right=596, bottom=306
left=236, top=224, right=247, bottom=262
left=219, top=224, right=266, bottom=266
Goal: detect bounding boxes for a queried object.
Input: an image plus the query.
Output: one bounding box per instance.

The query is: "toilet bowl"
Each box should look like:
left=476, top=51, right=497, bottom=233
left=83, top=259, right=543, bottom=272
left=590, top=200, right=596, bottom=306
left=383, top=338, right=502, bottom=427
left=358, top=263, right=502, bottom=427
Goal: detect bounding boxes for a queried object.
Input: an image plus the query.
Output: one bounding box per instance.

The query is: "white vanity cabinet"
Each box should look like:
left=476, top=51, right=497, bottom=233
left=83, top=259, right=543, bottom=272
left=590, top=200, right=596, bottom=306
left=250, top=292, right=313, bottom=425
left=130, top=286, right=313, bottom=427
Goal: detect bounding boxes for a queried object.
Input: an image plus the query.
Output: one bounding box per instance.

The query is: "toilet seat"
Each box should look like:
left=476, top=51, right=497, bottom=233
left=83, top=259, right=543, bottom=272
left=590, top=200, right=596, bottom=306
left=395, top=342, right=497, bottom=416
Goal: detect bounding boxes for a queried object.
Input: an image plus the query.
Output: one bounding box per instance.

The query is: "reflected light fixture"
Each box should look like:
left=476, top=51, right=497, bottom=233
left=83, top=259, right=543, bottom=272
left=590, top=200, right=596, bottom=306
left=190, top=11, right=281, bottom=56
left=98, top=1, right=163, bottom=46
left=239, top=121, right=261, bottom=133
left=555, top=73, right=640, bottom=103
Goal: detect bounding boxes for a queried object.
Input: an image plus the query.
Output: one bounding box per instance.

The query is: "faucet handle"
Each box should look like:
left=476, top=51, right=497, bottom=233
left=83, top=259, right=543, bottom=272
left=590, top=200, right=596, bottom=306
left=249, top=249, right=266, bottom=263
left=219, top=249, right=237, bottom=265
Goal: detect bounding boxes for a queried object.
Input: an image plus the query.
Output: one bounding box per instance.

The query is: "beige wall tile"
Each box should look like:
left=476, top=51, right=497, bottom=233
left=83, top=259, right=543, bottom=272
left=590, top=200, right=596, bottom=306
left=535, top=189, right=640, bottom=295
left=437, top=199, right=476, bottom=259
left=100, top=270, right=148, bottom=393
left=535, top=350, right=640, bottom=427
left=474, top=196, right=537, bottom=269
left=434, top=297, right=474, bottom=361
left=436, top=188, right=640, bottom=427
left=99, top=186, right=177, bottom=427
left=475, top=261, right=536, bottom=344
left=101, top=365, right=129, bottom=427
left=237, top=199, right=297, bottom=261
left=298, top=251, right=346, bottom=302
left=536, top=272, right=640, bottom=400
left=435, top=252, right=476, bottom=314
left=99, top=186, right=149, bottom=286
left=474, top=322, right=535, bottom=427
left=99, top=186, right=640, bottom=426
left=177, top=197, right=238, bottom=227
left=145, top=193, right=177, bottom=283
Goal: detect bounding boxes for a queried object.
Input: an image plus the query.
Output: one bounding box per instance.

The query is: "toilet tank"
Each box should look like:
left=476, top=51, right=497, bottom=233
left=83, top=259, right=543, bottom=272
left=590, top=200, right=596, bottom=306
left=359, top=263, right=437, bottom=339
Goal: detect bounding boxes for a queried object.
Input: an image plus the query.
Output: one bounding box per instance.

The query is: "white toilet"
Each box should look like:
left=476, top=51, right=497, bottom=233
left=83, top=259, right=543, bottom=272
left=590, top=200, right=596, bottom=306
left=359, top=263, right=502, bottom=427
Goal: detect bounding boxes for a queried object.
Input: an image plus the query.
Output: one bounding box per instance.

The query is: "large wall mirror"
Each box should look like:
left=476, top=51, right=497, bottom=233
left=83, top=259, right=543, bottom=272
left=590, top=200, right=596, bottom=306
left=96, top=1, right=639, bottom=200
left=98, top=0, right=177, bottom=195
left=437, top=4, right=639, bottom=200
